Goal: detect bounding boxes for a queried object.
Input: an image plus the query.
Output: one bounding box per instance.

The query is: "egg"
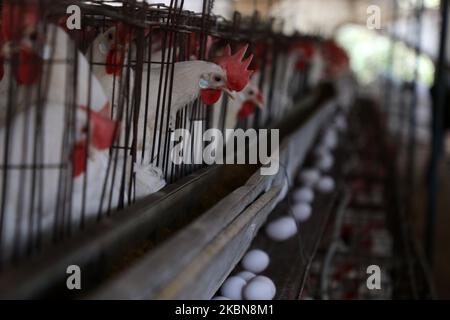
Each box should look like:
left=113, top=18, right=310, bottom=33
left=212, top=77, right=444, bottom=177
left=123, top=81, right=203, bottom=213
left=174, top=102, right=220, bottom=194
left=220, top=276, right=247, bottom=300
left=235, top=271, right=256, bottom=282
left=316, top=153, right=334, bottom=172
left=241, top=249, right=270, bottom=274
left=316, top=176, right=335, bottom=193
left=243, top=276, right=276, bottom=300
left=253, top=276, right=277, bottom=295
left=265, top=216, right=298, bottom=241
left=298, top=168, right=320, bottom=187
left=314, top=144, right=330, bottom=157
left=292, top=202, right=312, bottom=222
left=321, top=129, right=338, bottom=149
left=212, top=296, right=231, bottom=300
left=292, top=187, right=314, bottom=203
left=334, top=115, right=347, bottom=132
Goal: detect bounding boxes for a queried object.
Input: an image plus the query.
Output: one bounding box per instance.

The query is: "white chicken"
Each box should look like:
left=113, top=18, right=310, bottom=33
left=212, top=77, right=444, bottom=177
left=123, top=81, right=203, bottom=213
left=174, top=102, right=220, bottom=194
left=0, top=2, right=108, bottom=120
left=88, top=25, right=170, bottom=200
left=0, top=102, right=117, bottom=262
left=133, top=43, right=253, bottom=179
left=87, top=23, right=136, bottom=115
left=0, top=1, right=119, bottom=261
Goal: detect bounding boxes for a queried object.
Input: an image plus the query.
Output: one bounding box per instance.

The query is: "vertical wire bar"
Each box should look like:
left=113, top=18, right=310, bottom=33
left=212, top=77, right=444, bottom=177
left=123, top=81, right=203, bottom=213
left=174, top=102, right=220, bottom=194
left=128, top=7, right=146, bottom=203
left=384, top=0, right=399, bottom=119
left=406, top=0, right=424, bottom=217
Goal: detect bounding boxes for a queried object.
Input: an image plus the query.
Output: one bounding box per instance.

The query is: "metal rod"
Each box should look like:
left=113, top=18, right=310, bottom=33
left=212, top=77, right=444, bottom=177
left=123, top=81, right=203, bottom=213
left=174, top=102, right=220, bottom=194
left=426, top=0, right=449, bottom=263
left=406, top=0, right=424, bottom=217
left=384, top=0, right=399, bottom=118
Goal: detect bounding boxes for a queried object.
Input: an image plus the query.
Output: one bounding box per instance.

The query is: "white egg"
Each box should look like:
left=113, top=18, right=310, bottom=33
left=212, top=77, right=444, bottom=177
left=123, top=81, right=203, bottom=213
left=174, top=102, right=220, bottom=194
left=220, top=276, right=247, bottom=300
left=334, top=115, right=347, bottom=131
left=241, top=250, right=270, bottom=274
left=265, top=216, right=298, bottom=241
left=321, top=129, right=338, bottom=149
left=212, top=296, right=231, bottom=300
left=316, top=153, right=334, bottom=172
left=292, top=202, right=312, bottom=222
left=314, top=144, right=330, bottom=157
left=292, top=187, right=314, bottom=203
left=316, top=176, right=335, bottom=193
left=298, top=168, right=320, bottom=187
left=243, top=276, right=276, bottom=300
left=235, top=271, right=256, bottom=282
left=253, top=276, right=277, bottom=295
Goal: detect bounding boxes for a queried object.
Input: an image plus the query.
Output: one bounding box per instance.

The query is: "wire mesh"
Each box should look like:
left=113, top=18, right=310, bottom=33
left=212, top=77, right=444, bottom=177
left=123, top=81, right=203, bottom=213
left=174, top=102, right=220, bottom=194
left=0, top=0, right=319, bottom=268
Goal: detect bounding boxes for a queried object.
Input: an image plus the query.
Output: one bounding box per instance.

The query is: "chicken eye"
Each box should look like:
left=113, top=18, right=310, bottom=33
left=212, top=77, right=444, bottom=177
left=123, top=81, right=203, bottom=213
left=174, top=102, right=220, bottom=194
left=108, top=32, right=114, bottom=41
left=248, top=90, right=255, bottom=96
left=214, top=75, right=222, bottom=82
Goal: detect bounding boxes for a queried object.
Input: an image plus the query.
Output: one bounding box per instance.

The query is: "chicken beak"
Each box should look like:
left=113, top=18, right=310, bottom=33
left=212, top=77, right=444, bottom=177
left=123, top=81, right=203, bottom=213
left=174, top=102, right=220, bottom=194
left=2, top=42, right=13, bottom=58
left=255, top=92, right=264, bottom=109
left=223, top=87, right=235, bottom=100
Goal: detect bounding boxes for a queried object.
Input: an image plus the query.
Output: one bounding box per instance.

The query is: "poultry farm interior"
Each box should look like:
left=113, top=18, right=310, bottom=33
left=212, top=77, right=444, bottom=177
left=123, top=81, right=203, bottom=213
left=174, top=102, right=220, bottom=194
left=0, top=0, right=447, bottom=301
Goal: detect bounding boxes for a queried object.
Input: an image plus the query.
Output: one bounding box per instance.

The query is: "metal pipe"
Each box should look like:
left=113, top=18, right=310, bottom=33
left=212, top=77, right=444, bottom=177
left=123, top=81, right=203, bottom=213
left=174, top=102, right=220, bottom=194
left=426, top=0, right=449, bottom=263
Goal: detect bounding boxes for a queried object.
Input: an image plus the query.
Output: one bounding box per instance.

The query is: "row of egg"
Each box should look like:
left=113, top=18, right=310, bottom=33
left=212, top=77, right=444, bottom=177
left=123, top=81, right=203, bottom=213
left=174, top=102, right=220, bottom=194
left=213, top=112, right=348, bottom=300
left=265, top=117, right=345, bottom=242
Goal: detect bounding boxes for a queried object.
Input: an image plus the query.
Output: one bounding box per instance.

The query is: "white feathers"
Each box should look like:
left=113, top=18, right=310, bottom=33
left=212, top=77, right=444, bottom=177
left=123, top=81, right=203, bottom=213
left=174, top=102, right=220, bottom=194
left=133, top=162, right=166, bottom=198
left=241, top=249, right=270, bottom=274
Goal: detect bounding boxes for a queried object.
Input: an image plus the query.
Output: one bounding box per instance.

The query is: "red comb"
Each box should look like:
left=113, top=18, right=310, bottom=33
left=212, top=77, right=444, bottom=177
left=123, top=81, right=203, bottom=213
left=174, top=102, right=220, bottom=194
left=214, top=44, right=254, bottom=92
left=293, top=41, right=315, bottom=60
left=116, top=22, right=134, bottom=44
left=2, top=0, right=40, bottom=41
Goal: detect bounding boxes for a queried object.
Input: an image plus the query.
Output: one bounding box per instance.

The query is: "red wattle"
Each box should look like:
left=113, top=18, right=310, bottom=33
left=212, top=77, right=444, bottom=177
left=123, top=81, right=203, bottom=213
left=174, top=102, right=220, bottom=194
left=106, top=48, right=124, bottom=76
left=14, top=48, right=42, bottom=85
left=200, top=89, right=222, bottom=105
left=90, top=112, right=117, bottom=150
left=238, top=101, right=257, bottom=119
left=296, top=59, right=306, bottom=71
left=72, top=141, right=87, bottom=177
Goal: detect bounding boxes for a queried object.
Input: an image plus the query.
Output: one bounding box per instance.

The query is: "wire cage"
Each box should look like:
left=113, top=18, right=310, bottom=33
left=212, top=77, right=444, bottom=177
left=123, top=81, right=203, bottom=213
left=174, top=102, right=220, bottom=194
left=0, top=0, right=320, bottom=269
